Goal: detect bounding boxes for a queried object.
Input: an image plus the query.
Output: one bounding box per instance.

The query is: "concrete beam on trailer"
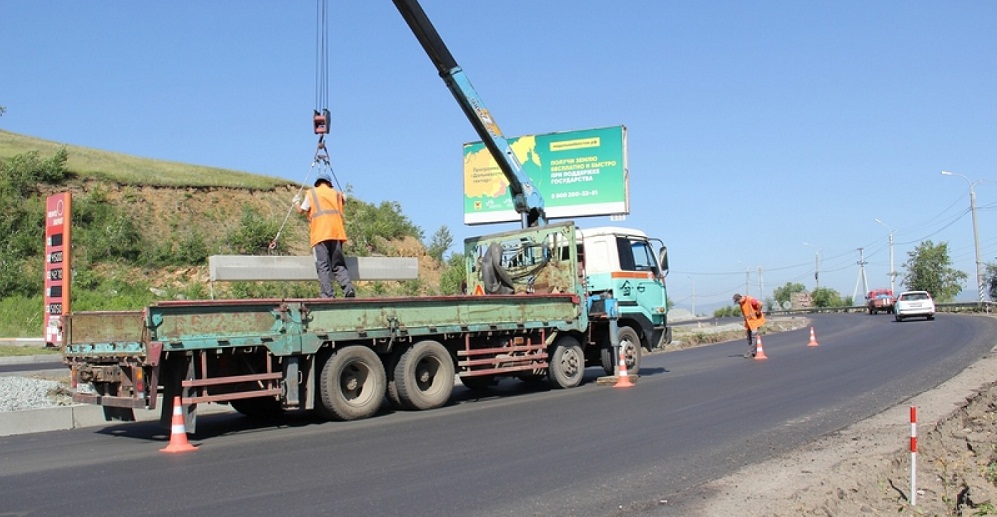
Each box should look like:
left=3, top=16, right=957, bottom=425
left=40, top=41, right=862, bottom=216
left=208, top=255, right=419, bottom=282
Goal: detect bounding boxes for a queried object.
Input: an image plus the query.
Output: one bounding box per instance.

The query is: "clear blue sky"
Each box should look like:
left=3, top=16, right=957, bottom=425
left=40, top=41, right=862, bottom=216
left=3, top=2, right=995, bottom=312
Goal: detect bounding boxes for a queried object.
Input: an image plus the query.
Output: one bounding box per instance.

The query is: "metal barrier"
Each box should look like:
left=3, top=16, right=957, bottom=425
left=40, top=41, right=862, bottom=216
left=767, top=301, right=994, bottom=316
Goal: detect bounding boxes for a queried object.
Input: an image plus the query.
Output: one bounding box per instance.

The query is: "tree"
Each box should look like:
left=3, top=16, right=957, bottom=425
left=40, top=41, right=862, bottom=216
left=438, top=253, right=466, bottom=294
left=811, top=287, right=846, bottom=307
left=426, top=225, right=453, bottom=262
left=773, top=282, right=806, bottom=307
left=900, top=240, right=967, bottom=302
left=985, top=262, right=997, bottom=301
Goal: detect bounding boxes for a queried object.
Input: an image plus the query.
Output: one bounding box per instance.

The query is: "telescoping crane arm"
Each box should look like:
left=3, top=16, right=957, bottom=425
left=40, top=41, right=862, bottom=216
left=391, top=0, right=547, bottom=227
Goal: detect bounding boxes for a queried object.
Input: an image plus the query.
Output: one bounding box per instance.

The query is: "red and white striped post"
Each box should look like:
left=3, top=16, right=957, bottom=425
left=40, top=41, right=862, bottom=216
left=910, top=406, right=918, bottom=507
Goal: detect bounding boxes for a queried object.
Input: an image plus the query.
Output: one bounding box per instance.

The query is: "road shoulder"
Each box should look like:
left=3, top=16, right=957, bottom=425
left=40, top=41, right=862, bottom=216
left=676, top=344, right=997, bottom=516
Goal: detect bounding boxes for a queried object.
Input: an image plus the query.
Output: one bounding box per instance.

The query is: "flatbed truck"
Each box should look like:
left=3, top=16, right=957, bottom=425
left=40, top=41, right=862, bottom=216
left=61, top=0, right=670, bottom=430
left=65, top=222, right=668, bottom=429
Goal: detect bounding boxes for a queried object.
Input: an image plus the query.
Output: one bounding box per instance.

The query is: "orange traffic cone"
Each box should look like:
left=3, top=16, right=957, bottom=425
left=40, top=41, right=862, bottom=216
left=754, top=334, right=768, bottom=360
left=807, top=326, right=820, bottom=347
left=160, top=396, right=197, bottom=453
left=614, top=349, right=635, bottom=388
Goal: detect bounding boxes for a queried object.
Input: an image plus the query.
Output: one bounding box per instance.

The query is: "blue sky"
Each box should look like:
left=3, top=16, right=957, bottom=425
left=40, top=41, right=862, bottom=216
left=3, top=1, right=995, bottom=312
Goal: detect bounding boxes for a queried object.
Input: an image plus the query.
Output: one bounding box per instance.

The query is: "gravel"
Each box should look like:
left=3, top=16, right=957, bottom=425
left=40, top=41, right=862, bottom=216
left=0, top=376, right=74, bottom=412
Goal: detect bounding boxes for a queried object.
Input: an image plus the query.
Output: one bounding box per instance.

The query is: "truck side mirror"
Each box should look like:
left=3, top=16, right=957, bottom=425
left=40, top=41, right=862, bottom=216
left=658, top=246, right=669, bottom=277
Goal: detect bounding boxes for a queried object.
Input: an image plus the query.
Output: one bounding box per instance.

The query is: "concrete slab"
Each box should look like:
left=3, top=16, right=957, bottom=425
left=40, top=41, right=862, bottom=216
left=0, top=338, right=46, bottom=347
left=0, top=406, right=75, bottom=436
left=208, top=255, right=418, bottom=282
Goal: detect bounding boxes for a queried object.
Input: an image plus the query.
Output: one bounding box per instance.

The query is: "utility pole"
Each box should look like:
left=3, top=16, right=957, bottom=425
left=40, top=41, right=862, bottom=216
left=875, top=218, right=896, bottom=293
left=691, top=279, right=696, bottom=317
left=757, top=266, right=764, bottom=303
left=803, top=243, right=821, bottom=290
left=941, top=171, right=985, bottom=305
left=852, top=247, right=870, bottom=303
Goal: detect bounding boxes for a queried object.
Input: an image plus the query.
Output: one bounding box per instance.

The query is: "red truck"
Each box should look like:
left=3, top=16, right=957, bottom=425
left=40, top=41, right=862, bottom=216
left=867, top=289, right=895, bottom=315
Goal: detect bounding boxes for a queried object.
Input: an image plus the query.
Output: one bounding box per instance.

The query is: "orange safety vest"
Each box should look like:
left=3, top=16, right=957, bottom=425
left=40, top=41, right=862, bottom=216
left=738, top=295, right=766, bottom=330
left=305, top=184, right=347, bottom=246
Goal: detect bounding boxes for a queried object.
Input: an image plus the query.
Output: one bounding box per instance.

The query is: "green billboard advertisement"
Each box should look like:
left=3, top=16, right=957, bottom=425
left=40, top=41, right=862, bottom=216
left=463, top=125, right=629, bottom=225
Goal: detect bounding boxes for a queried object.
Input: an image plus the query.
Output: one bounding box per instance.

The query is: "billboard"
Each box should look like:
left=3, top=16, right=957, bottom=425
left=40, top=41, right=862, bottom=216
left=463, top=125, right=628, bottom=225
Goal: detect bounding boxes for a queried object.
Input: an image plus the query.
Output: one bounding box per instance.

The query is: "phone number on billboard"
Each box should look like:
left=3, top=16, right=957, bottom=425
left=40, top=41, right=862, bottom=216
left=551, top=190, right=599, bottom=200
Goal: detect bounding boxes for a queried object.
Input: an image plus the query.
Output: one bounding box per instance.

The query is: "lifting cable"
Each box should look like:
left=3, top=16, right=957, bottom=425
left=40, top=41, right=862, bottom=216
left=269, top=0, right=344, bottom=252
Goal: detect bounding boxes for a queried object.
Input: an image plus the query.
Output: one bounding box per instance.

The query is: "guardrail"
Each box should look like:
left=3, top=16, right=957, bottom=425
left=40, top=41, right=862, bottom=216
left=767, top=301, right=994, bottom=316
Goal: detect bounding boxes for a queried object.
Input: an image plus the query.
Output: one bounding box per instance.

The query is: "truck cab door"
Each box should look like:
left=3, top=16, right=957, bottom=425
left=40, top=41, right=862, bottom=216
left=615, top=237, right=667, bottom=320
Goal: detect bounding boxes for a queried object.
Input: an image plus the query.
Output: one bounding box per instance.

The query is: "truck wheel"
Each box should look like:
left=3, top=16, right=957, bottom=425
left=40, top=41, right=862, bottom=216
left=548, top=336, right=584, bottom=389
left=319, top=346, right=386, bottom=421
left=386, top=349, right=403, bottom=408
left=394, top=340, right=454, bottom=410
left=601, top=327, right=642, bottom=375
left=231, top=397, right=282, bottom=420
left=600, top=347, right=614, bottom=376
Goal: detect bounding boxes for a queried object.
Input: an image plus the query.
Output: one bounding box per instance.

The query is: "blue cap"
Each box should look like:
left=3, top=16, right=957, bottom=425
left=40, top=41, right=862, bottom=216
left=314, top=172, right=333, bottom=186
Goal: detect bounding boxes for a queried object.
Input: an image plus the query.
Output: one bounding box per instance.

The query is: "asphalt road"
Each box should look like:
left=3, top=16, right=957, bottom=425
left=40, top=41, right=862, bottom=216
left=0, top=359, right=64, bottom=375
left=2, top=313, right=994, bottom=517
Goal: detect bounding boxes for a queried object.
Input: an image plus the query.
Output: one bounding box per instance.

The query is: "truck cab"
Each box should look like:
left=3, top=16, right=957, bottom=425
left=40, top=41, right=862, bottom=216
left=464, top=223, right=669, bottom=375
left=866, top=289, right=895, bottom=315
left=578, top=226, right=668, bottom=346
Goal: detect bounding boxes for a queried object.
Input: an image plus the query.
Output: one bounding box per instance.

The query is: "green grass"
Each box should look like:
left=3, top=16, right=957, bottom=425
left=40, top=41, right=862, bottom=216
left=0, top=345, right=59, bottom=357
left=0, top=130, right=294, bottom=189
left=0, top=295, right=45, bottom=338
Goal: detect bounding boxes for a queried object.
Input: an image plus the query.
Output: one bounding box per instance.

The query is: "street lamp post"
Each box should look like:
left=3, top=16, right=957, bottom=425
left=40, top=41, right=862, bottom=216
left=941, top=171, right=985, bottom=305
left=874, top=218, right=896, bottom=293
left=803, top=242, right=821, bottom=289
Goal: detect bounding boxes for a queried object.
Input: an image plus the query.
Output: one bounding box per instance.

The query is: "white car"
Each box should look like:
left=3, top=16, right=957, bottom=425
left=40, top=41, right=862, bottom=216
left=894, top=291, right=935, bottom=322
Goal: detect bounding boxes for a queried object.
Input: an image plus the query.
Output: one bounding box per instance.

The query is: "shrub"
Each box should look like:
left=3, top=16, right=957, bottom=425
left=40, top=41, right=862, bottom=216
left=439, top=253, right=467, bottom=295
left=73, top=187, right=143, bottom=263
left=227, top=206, right=285, bottom=255
left=344, top=194, right=422, bottom=256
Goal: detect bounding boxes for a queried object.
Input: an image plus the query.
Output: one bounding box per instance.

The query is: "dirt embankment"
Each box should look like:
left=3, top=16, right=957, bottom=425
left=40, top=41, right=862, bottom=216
left=669, top=321, right=997, bottom=516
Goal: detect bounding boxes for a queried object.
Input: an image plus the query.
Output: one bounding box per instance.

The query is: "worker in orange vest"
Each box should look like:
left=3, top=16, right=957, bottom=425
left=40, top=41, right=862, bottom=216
left=733, top=293, right=765, bottom=357
left=295, top=172, right=356, bottom=298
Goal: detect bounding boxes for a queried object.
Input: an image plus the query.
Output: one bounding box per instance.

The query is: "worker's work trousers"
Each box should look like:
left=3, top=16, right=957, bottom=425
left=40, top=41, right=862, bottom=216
left=746, top=327, right=758, bottom=355
left=313, top=240, right=355, bottom=298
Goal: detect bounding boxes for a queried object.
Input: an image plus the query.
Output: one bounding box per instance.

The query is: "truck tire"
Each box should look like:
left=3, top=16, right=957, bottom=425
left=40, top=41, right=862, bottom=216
left=548, top=335, right=584, bottom=389
left=393, top=340, right=454, bottom=410
left=482, top=242, right=515, bottom=294
left=386, top=349, right=404, bottom=408
left=600, top=327, right=643, bottom=376
left=318, top=346, right=386, bottom=421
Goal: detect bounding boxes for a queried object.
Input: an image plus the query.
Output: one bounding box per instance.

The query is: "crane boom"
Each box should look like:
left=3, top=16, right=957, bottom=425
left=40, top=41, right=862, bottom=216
left=391, top=0, right=546, bottom=227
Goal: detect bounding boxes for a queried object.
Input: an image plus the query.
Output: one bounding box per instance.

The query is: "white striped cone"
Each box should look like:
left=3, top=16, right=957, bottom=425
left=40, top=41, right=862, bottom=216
left=160, top=396, right=197, bottom=453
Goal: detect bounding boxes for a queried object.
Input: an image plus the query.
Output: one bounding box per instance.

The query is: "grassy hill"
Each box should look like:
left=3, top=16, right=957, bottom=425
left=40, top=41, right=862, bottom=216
left=0, top=130, right=459, bottom=338
left=0, top=130, right=291, bottom=189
